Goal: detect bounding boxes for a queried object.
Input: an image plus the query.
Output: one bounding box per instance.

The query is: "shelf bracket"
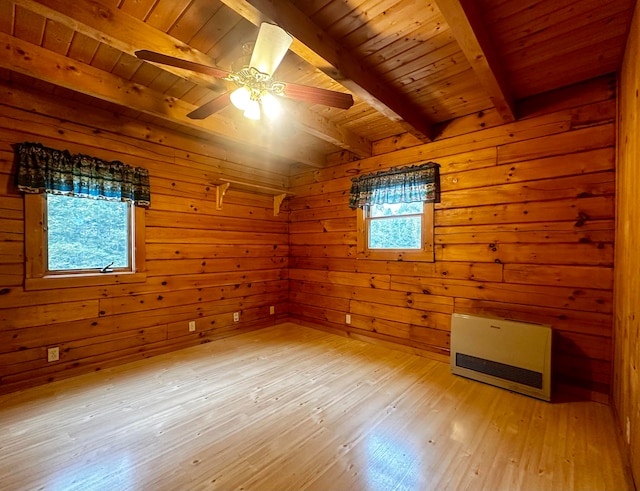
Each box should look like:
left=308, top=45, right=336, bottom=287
left=216, top=182, right=230, bottom=210
left=273, top=193, right=287, bottom=216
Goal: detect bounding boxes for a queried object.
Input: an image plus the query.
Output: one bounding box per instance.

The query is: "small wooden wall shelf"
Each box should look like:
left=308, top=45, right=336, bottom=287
left=215, top=179, right=293, bottom=216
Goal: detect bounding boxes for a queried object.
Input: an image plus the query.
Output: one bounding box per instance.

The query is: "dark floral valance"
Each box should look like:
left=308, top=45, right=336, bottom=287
left=15, top=142, right=150, bottom=207
left=349, top=162, right=440, bottom=209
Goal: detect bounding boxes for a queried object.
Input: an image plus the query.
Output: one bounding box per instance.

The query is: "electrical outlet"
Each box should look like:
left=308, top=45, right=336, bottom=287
left=233, top=311, right=240, bottom=322
left=189, top=320, right=196, bottom=332
left=627, top=417, right=631, bottom=444
left=269, top=305, right=275, bottom=315
left=47, top=347, right=59, bottom=362
left=346, top=314, right=351, bottom=324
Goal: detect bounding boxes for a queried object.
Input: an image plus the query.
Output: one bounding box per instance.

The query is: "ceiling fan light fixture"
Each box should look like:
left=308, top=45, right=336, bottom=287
left=230, top=86, right=251, bottom=111
left=261, top=92, right=281, bottom=119
left=244, top=99, right=261, bottom=120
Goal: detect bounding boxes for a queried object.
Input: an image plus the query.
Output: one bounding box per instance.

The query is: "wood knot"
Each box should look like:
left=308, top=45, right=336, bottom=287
left=94, top=5, right=112, bottom=20
left=575, top=212, right=590, bottom=227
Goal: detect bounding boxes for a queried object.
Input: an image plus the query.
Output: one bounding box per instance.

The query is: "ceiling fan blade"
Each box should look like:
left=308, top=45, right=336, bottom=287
left=187, top=92, right=231, bottom=119
left=283, top=83, right=354, bottom=110
left=135, top=50, right=230, bottom=79
left=249, top=23, right=293, bottom=76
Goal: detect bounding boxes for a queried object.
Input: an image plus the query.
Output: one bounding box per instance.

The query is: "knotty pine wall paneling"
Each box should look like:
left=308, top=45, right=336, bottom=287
left=288, top=74, right=617, bottom=402
left=613, top=0, right=640, bottom=483
left=0, top=80, right=289, bottom=395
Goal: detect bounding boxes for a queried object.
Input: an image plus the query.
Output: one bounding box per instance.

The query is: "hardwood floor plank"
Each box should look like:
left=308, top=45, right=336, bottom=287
left=0, top=323, right=632, bottom=491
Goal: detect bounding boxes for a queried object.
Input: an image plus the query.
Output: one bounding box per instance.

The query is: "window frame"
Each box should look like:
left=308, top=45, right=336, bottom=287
left=356, top=201, right=435, bottom=262
left=24, top=193, right=146, bottom=290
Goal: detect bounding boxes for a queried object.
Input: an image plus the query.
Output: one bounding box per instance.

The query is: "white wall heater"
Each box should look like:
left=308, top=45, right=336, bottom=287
left=450, top=313, right=552, bottom=401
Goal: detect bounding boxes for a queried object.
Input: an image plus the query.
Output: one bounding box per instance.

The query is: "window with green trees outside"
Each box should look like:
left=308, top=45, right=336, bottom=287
left=367, top=201, right=423, bottom=250
left=46, top=194, right=132, bottom=272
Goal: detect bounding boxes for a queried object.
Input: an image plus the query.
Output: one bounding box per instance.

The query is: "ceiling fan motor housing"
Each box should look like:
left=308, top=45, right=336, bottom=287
left=227, top=67, right=286, bottom=102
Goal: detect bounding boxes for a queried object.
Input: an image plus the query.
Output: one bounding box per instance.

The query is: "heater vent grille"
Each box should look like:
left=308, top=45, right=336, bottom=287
left=455, top=353, right=543, bottom=389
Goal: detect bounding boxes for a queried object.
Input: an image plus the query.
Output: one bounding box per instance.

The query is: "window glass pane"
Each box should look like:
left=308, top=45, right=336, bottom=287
left=369, top=215, right=421, bottom=249
left=47, top=194, right=130, bottom=271
left=370, top=201, right=423, bottom=218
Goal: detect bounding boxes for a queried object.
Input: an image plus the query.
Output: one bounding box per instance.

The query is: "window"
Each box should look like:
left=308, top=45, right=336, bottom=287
left=367, top=202, right=424, bottom=249
left=46, top=194, right=132, bottom=273
left=24, top=193, right=146, bottom=289
left=17, top=142, right=149, bottom=289
left=350, top=162, right=440, bottom=262
left=357, top=202, right=435, bottom=261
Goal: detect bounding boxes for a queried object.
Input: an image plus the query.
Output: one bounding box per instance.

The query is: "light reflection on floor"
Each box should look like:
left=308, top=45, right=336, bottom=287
left=365, top=432, right=420, bottom=491
left=450, top=420, right=467, bottom=444
left=51, top=453, right=134, bottom=491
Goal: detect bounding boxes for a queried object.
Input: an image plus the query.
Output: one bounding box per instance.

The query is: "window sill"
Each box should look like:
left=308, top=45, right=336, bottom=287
left=24, top=271, right=147, bottom=291
left=356, top=249, right=435, bottom=262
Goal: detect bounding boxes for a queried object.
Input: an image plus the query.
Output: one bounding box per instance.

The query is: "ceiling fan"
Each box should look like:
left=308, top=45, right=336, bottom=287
left=135, top=23, right=354, bottom=121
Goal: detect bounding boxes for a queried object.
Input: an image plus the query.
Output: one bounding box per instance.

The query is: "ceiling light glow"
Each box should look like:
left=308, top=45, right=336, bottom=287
left=261, top=92, right=281, bottom=119
left=230, top=86, right=251, bottom=111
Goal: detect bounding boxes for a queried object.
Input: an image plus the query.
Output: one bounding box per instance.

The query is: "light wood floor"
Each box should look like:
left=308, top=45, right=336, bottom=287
left=0, top=323, right=633, bottom=491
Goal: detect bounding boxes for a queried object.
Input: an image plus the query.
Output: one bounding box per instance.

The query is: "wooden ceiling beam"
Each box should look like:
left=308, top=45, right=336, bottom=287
left=218, top=0, right=435, bottom=141
left=0, top=31, right=325, bottom=167
left=13, top=0, right=371, bottom=159
left=285, top=103, right=371, bottom=158
left=434, top=0, right=516, bottom=123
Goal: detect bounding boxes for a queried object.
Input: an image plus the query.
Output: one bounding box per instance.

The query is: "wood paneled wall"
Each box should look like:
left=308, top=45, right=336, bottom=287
left=613, top=0, right=640, bottom=482
left=288, top=75, right=617, bottom=402
left=0, top=71, right=621, bottom=403
left=0, top=80, right=289, bottom=395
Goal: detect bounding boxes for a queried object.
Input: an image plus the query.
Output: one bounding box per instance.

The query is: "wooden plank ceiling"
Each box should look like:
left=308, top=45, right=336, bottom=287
left=0, top=0, right=635, bottom=171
